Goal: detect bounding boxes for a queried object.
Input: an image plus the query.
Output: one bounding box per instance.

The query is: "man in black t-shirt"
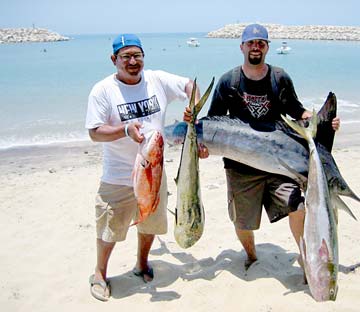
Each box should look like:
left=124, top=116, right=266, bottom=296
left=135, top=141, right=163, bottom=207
left=186, top=23, right=340, bottom=271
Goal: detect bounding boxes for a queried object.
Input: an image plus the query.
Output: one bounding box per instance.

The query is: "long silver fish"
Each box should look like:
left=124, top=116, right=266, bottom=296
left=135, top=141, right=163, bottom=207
left=174, top=78, right=214, bottom=249
left=282, top=113, right=338, bottom=301
left=165, top=98, right=360, bottom=214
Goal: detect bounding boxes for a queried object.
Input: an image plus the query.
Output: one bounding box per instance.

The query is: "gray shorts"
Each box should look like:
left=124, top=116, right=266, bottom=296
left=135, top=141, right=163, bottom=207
left=225, top=168, right=304, bottom=230
left=95, top=172, right=168, bottom=242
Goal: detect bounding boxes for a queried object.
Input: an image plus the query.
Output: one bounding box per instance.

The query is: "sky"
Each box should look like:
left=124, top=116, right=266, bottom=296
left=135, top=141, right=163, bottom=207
left=1, top=0, right=359, bottom=35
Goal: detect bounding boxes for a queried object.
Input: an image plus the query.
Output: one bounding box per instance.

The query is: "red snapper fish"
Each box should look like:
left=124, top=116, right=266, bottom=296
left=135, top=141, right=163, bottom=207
left=132, top=130, right=164, bottom=225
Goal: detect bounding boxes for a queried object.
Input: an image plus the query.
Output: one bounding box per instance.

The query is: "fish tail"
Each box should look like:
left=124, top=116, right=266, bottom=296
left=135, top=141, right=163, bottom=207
left=193, top=77, right=215, bottom=118
left=129, top=208, right=148, bottom=227
left=189, top=78, right=197, bottom=113
left=332, top=192, right=357, bottom=221
left=281, top=110, right=317, bottom=143
left=129, top=219, right=140, bottom=227
left=130, top=215, right=145, bottom=227
left=316, top=92, right=337, bottom=152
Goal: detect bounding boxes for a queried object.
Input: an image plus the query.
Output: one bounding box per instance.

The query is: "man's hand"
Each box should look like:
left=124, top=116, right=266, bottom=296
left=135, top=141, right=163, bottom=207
left=183, top=106, right=193, bottom=123
left=331, top=116, right=340, bottom=131
left=198, top=142, right=209, bottom=159
left=301, top=110, right=340, bottom=131
left=126, top=122, right=144, bottom=143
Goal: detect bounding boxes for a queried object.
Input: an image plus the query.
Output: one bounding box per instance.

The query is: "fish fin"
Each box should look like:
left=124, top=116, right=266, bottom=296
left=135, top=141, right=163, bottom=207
left=316, top=92, right=337, bottom=152
left=336, top=187, right=360, bottom=202
left=194, top=77, right=215, bottom=118
left=319, top=239, right=330, bottom=262
left=130, top=215, right=144, bottom=227
left=144, top=162, right=152, bottom=184
left=278, top=158, right=307, bottom=190
left=318, top=144, right=360, bottom=202
left=335, top=178, right=360, bottom=202
left=281, top=111, right=317, bottom=143
left=174, top=141, right=187, bottom=185
left=189, top=78, right=197, bottom=114
left=129, top=220, right=139, bottom=227
left=332, top=192, right=357, bottom=221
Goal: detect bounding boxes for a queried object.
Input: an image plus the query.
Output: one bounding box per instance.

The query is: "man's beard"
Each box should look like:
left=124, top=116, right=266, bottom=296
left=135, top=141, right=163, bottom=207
left=248, top=54, right=262, bottom=65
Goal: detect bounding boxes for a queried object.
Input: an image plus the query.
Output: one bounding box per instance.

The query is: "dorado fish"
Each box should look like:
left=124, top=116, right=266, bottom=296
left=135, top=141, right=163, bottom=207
left=174, top=78, right=214, bottom=248
left=132, top=130, right=164, bottom=225
left=282, top=113, right=338, bottom=301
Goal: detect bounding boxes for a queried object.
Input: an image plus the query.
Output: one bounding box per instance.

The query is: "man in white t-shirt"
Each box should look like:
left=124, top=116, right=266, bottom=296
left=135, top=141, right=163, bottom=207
left=86, top=33, right=199, bottom=301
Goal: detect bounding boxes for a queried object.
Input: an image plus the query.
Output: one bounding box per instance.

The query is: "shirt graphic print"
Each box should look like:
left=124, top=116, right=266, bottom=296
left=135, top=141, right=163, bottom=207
left=242, top=92, right=271, bottom=118
left=117, top=95, right=161, bottom=121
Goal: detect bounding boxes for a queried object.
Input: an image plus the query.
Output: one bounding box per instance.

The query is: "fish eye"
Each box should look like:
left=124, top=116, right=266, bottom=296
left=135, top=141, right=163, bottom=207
left=329, top=286, right=338, bottom=300
left=141, top=159, right=150, bottom=168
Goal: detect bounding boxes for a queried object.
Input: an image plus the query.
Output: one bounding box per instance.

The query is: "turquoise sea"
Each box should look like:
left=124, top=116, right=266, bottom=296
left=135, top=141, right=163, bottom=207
left=1, top=32, right=360, bottom=149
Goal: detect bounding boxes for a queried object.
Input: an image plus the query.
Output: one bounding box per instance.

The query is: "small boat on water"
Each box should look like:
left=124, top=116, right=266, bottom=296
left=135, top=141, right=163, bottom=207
left=187, top=37, right=200, bottom=47
left=276, top=41, right=291, bottom=54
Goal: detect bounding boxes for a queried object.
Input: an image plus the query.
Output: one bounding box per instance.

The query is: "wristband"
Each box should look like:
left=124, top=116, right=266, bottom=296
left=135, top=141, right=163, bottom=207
left=124, top=124, right=130, bottom=137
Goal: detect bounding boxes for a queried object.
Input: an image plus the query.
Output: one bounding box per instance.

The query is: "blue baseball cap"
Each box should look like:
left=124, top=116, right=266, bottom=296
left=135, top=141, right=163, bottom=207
left=241, top=24, right=270, bottom=43
left=112, top=34, right=143, bottom=54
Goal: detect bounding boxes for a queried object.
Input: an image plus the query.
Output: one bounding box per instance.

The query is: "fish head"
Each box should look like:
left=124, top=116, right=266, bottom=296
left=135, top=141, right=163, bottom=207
left=310, top=261, right=338, bottom=301
left=307, top=238, right=338, bottom=301
left=164, top=120, right=204, bottom=146
left=164, top=121, right=187, bottom=145
left=140, top=130, right=164, bottom=166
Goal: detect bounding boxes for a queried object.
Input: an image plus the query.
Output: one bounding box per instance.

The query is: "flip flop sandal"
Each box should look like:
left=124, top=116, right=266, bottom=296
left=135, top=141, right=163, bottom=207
left=89, top=274, right=111, bottom=301
left=133, top=266, right=154, bottom=283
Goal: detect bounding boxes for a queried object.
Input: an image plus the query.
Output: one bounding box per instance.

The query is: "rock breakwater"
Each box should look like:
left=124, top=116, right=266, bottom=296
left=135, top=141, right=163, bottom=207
left=207, top=23, right=360, bottom=41
left=0, top=28, right=70, bottom=44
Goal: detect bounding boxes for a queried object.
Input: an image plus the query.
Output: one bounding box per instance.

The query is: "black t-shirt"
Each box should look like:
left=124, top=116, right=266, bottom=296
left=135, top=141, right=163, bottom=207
left=208, top=64, right=306, bottom=173
left=237, top=68, right=280, bottom=122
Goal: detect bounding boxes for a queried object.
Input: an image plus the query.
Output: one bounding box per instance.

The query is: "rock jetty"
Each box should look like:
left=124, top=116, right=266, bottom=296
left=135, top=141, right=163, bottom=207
left=207, top=23, right=360, bottom=41
left=0, top=28, right=70, bottom=44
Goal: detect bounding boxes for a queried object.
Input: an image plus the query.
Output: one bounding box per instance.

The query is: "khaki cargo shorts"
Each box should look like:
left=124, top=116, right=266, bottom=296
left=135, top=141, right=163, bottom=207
left=225, top=168, right=304, bottom=230
left=95, top=172, right=168, bottom=242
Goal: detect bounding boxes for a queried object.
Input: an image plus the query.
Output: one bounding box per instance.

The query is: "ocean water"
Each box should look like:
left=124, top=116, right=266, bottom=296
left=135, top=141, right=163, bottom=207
left=1, top=32, right=360, bottom=149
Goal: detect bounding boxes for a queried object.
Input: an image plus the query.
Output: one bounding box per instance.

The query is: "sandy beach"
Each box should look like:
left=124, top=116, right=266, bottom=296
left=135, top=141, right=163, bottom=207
left=1, top=124, right=360, bottom=312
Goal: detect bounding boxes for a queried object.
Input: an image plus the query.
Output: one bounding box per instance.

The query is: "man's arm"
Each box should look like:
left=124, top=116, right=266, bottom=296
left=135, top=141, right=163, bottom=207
left=89, top=122, right=144, bottom=143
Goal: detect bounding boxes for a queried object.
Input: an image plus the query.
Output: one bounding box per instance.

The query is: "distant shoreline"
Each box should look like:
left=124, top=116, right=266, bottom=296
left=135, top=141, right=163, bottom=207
left=207, top=23, right=360, bottom=41
left=0, top=28, right=69, bottom=44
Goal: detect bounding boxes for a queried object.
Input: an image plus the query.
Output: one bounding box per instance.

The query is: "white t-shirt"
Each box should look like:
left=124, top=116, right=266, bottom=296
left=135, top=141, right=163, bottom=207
left=86, top=69, right=189, bottom=186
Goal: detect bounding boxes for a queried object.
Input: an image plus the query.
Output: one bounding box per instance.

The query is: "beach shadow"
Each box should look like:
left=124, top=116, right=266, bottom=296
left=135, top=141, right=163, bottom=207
left=109, top=267, right=181, bottom=302
left=339, top=262, right=360, bottom=274
left=177, top=243, right=309, bottom=296
left=109, top=239, right=309, bottom=301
